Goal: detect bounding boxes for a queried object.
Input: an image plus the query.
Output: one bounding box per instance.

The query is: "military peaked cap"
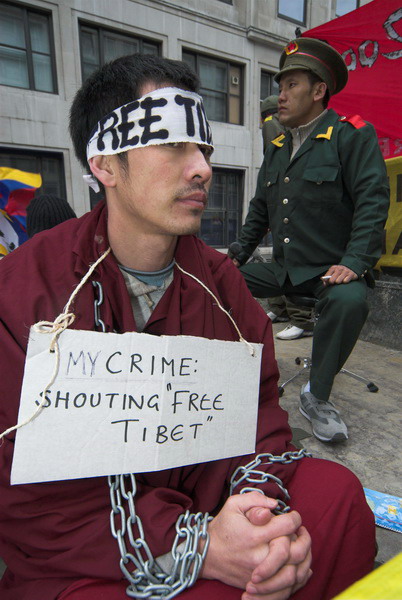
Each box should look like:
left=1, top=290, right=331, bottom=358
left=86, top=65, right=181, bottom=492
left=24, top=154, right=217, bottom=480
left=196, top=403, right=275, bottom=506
left=274, top=37, right=348, bottom=96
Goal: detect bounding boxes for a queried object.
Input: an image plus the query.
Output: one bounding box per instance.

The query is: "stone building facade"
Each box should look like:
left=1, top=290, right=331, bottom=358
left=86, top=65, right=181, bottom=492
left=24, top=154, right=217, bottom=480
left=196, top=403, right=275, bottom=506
left=0, top=0, right=369, bottom=248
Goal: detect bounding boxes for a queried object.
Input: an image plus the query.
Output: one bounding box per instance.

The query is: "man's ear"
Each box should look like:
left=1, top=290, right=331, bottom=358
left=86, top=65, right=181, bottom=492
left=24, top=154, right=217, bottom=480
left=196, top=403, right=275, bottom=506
left=89, top=155, right=117, bottom=188
left=314, top=81, right=327, bottom=102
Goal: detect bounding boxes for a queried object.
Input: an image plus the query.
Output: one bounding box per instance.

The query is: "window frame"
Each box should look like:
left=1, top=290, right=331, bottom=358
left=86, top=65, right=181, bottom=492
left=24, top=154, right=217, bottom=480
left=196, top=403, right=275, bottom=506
left=260, top=70, right=279, bottom=102
left=182, top=49, right=243, bottom=125
left=199, top=167, right=244, bottom=249
left=277, top=0, right=307, bottom=26
left=78, top=21, right=160, bottom=82
left=335, top=0, right=360, bottom=17
left=0, top=1, right=57, bottom=93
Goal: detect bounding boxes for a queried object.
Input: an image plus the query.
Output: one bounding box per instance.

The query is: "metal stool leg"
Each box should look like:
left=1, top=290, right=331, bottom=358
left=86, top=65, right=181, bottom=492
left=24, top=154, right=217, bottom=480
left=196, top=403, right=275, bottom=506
left=278, top=356, right=312, bottom=397
left=278, top=361, right=379, bottom=396
left=339, top=367, right=379, bottom=392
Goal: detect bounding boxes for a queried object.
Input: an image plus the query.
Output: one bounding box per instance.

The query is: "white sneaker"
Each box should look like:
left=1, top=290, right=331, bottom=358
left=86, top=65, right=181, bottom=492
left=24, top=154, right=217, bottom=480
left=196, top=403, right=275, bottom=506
left=276, top=325, right=313, bottom=340
left=267, top=311, right=289, bottom=323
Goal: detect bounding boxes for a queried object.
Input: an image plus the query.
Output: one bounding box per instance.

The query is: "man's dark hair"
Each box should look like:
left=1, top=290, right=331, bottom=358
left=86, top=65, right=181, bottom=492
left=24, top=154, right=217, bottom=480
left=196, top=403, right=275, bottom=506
left=306, top=71, right=330, bottom=108
left=69, top=54, right=200, bottom=170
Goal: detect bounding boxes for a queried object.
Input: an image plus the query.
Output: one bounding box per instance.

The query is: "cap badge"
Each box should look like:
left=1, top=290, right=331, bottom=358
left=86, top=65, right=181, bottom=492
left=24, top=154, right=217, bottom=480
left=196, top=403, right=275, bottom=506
left=285, top=41, right=299, bottom=55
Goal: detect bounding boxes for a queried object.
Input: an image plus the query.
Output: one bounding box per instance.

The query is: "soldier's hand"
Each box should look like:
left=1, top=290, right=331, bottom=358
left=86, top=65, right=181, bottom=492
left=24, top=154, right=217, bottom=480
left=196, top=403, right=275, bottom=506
left=321, top=265, right=358, bottom=285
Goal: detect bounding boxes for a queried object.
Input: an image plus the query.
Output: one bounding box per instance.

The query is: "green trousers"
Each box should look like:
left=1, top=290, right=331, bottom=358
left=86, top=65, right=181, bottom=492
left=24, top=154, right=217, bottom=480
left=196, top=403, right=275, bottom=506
left=240, top=263, right=369, bottom=401
left=267, top=296, right=313, bottom=330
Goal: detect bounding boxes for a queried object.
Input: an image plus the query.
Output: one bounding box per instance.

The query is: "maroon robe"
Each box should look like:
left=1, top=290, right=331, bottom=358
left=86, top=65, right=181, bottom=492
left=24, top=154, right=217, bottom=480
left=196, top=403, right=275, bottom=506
left=0, top=202, right=375, bottom=600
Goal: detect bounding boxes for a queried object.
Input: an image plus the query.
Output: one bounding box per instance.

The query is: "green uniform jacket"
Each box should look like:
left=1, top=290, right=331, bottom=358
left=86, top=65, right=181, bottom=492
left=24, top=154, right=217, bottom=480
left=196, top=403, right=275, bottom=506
left=239, top=109, right=390, bottom=287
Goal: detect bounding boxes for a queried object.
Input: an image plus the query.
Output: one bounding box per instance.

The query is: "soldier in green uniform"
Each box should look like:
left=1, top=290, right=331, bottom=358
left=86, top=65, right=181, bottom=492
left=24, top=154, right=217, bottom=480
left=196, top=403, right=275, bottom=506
left=261, top=95, right=283, bottom=153
left=231, top=37, right=389, bottom=443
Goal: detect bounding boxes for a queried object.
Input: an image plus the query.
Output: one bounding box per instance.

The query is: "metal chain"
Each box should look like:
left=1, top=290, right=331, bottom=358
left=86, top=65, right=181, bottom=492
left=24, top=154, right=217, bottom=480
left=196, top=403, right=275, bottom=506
left=92, top=282, right=211, bottom=598
left=109, top=474, right=211, bottom=599
left=92, top=280, right=106, bottom=332
left=230, top=449, right=312, bottom=514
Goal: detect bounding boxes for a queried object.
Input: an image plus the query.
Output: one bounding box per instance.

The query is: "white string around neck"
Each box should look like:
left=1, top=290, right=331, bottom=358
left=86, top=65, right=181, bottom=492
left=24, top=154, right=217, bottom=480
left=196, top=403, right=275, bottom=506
left=175, top=263, right=256, bottom=357
left=0, top=247, right=111, bottom=442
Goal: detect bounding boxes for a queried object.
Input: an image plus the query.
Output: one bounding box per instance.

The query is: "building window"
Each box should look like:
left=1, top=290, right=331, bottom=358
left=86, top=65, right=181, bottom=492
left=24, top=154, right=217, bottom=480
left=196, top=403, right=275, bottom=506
left=200, top=168, right=243, bottom=248
left=278, top=0, right=306, bottom=25
left=79, top=23, right=160, bottom=81
left=182, top=50, right=243, bottom=125
left=0, top=2, right=56, bottom=92
left=336, top=0, right=359, bottom=16
left=0, top=148, right=66, bottom=199
left=260, top=71, right=279, bottom=102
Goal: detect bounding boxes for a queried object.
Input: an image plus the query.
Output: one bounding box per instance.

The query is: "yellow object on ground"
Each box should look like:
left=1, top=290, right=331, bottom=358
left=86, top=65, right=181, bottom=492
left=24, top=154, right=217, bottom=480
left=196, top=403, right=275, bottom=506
left=376, top=155, right=402, bottom=270
left=332, top=553, right=402, bottom=599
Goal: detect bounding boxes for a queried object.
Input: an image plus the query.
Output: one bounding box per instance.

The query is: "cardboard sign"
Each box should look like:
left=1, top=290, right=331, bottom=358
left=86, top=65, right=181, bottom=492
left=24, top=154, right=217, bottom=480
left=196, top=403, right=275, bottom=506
left=11, top=328, right=262, bottom=485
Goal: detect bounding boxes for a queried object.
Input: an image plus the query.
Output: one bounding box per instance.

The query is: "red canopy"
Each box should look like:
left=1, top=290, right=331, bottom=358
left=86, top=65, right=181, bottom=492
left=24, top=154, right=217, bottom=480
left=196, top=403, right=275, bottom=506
left=304, top=0, right=402, bottom=159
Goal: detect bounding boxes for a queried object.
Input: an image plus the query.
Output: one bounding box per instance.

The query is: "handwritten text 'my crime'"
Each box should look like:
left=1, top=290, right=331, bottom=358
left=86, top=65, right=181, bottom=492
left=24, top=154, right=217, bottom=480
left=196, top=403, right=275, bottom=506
left=65, top=350, right=198, bottom=378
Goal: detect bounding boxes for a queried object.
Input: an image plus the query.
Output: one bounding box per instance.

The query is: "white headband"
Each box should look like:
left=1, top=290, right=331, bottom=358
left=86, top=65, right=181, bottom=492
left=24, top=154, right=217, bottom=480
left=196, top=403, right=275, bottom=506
left=86, top=87, right=214, bottom=161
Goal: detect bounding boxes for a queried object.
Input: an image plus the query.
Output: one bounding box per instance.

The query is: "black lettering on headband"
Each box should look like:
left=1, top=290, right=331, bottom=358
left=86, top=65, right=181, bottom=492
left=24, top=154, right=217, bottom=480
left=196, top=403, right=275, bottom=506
left=139, top=97, right=169, bottom=144
left=118, top=100, right=140, bottom=148
left=175, top=94, right=196, bottom=137
left=198, top=101, right=212, bottom=145
left=196, top=102, right=206, bottom=142
left=96, top=111, right=120, bottom=152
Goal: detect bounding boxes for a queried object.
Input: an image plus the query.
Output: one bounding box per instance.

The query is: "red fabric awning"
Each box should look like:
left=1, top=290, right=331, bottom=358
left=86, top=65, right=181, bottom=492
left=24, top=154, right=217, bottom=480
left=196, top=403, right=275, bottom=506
left=304, top=0, right=402, bottom=159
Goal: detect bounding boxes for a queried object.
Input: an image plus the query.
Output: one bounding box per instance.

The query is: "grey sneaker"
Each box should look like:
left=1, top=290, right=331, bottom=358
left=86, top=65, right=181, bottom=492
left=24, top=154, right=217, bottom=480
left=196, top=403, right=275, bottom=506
left=299, top=385, right=348, bottom=442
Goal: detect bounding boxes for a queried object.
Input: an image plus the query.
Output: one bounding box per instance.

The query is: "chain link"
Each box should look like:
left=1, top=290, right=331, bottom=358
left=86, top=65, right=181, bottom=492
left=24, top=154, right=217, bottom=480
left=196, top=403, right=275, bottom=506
left=230, top=449, right=311, bottom=514
left=92, top=280, right=106, bottom=332
left=109, top=474, right=211, bottom=599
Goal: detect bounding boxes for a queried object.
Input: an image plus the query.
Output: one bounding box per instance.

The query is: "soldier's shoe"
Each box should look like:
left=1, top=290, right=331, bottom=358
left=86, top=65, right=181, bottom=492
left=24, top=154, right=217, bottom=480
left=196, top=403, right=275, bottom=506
left=299, top=385, right=348, bottom=443
left=276, top=325, right=313, bottom=340
left=267, top=311, right=289, bottom=323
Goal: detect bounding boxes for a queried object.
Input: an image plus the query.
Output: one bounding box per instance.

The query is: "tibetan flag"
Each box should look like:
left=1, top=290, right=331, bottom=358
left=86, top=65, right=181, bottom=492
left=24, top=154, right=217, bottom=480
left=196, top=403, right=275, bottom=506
left=0, top=167, right=42, bottom=219
left=0, top=209, right=27, bottom=256
left=0, top=168, right=42, bottom=253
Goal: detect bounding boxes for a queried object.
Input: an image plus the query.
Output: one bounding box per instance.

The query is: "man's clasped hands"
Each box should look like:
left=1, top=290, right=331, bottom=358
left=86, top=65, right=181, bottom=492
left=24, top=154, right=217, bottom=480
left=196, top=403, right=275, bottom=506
left=201, top=491, right=312, bottom=600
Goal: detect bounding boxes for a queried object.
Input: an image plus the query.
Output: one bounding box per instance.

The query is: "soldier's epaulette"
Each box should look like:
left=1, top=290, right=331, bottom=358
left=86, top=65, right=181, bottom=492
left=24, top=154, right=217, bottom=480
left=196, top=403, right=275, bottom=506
left=339, top=115, right=367, bottom=129
left=271, top=134, right=285, bottom=147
